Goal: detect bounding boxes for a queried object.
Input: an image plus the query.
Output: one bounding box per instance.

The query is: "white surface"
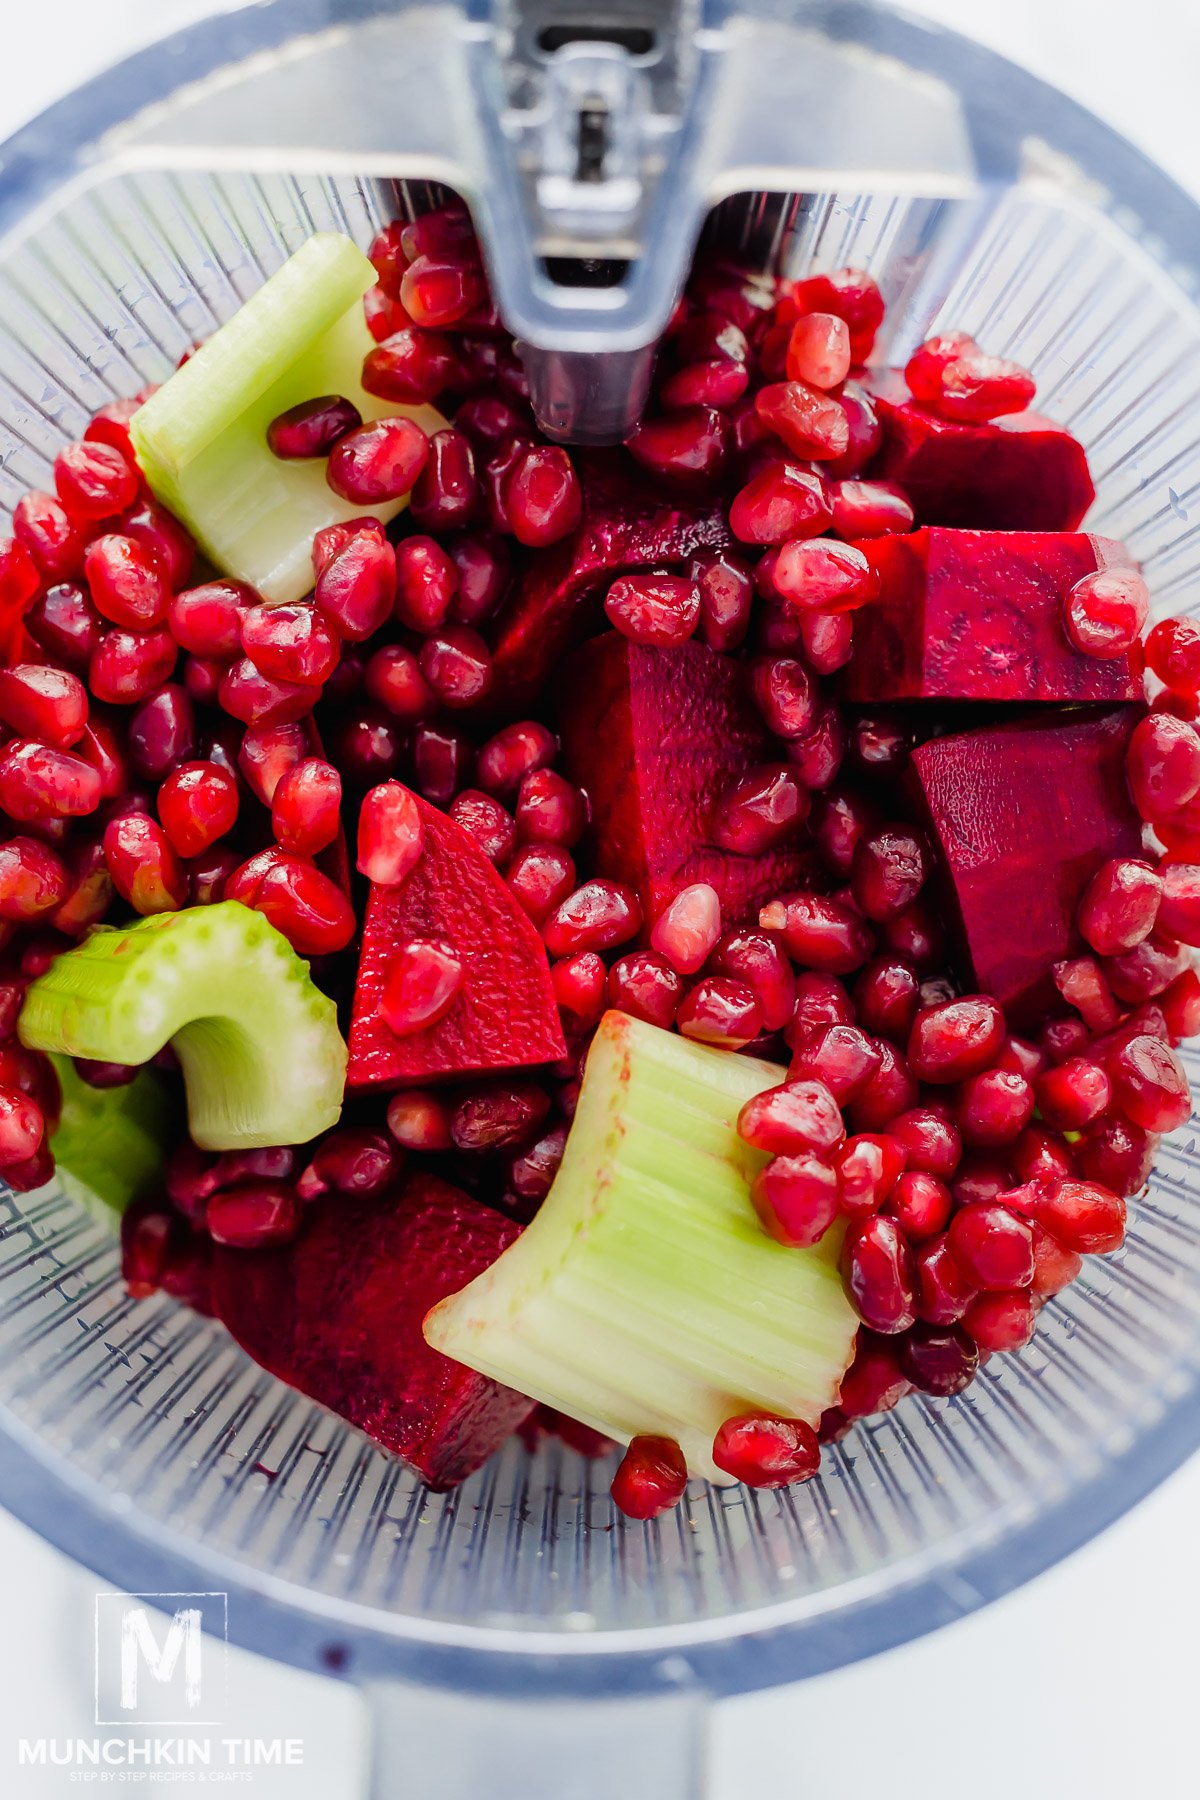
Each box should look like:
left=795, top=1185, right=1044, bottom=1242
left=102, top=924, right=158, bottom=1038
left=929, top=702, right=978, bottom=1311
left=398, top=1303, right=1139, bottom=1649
left=0, top=3, right=1197, bottom=1795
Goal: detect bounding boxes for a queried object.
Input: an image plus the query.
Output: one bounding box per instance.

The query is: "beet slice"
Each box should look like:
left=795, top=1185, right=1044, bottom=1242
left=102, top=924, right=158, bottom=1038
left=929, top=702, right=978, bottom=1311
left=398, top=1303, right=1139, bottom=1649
left=866, top=371, right=1095, bottom=531
left=907, top=706, right=1144, bottom=1024
left=488, top=449, right=733, bottom=712
left=558, top=631, right=816, bottom=927
left=348, top=783, right=565, bottom=1086
left=212, top=1174, right=534, bottom=1489
left=843, top=527, right=1140, bottom=704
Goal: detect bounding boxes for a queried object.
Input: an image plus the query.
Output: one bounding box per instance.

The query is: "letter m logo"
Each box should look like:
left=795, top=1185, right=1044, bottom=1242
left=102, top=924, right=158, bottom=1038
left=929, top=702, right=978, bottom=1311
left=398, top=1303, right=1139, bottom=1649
left=95, top=1593, right=228, bottom=1725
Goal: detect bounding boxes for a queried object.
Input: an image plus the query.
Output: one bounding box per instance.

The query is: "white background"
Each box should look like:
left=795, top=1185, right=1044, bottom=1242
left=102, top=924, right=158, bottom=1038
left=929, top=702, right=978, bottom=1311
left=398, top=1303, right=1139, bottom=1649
left=1, top=3, right=1200, bottom=1795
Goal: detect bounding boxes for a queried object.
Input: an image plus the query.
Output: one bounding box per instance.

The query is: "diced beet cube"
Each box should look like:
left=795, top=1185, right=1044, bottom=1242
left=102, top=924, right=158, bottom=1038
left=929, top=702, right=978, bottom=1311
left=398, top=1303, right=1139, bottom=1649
left=558, top=631, right=816, bottom=927
left=488, top=450, right=732, bottom=712
left=843, top=527, right=1140, bottom=703
left=907, top=706, right=1144, bottom=1024
left=348, top=785, right=566, bottom=1086
left=212, top=1175, right=533, bottom=1489
left=866, top=371, right=1095, bottom=531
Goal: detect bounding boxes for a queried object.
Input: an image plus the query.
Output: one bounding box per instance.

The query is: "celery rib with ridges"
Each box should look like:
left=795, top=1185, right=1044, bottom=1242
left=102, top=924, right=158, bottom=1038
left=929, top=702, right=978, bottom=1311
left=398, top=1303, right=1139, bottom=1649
left=130, top=233, right=446, bottom=604
left=49, top=1054, right=173, bottom=1222
left=19, top=902, right=346, bottom=1151
left=425, top=1011, right=858, bottom=1483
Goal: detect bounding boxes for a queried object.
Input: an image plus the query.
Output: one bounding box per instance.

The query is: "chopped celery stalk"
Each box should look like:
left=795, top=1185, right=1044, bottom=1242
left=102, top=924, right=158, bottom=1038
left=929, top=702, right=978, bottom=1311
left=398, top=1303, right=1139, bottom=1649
left=425, top=1011, right=858, bottom=1482
left=130, top=233, right=445, bottom=603
left=49, top=1054, right=173, bottom=1225
left=20, top=902, right=346, bottom=1151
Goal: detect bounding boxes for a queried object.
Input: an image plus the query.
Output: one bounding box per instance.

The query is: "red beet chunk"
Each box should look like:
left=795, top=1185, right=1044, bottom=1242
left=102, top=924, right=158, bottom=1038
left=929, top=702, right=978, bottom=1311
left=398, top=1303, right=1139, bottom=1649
left=559, top=631, right=815, bottom=926
left=908, top=707, right=1144, bottom=1024
left=348, top=784, right=566, bottom=1085
left=212, top=1175, right=534, bottom=1489
left=866, top=371, right=1094, bottom=531
left=488, top=450, right=732, bottom=712
left=844, top=528, right=1139, bottom=703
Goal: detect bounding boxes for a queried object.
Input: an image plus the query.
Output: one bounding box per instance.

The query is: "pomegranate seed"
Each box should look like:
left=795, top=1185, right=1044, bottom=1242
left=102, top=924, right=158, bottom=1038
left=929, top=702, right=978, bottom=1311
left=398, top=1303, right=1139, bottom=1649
left=117, top=497, right=195, bottom=591
left=755, top=381, right=850, bottom=466
left=661, top=358, right=748, bottom=410
left=551, top=952, right=607, bottom=1028
left=449, top=789, right=517, bottom=866
left=787, top=706, right=847, bottom=790
left=1128, top=712, right=1200, bottom=820
left=455, top=395, right=529, bottom=458
left=217, top=658, right=315, bottom=728
left=749, top=655, right=819, bottom=739
left=906, top=334, right=1035, bottom=420
left=1146, top=616, right=1200, bottom=693
left=882, top=899, right=944, bottom=971
left=267, top=395, right=361, bottom=460
left=711, top=765, right=808, bottom=855
left=544, top=879, right=641, bottom=957
left=238, top=853, right=355, bottom=955
left=386, top=1088, right=453, bottom=1151
left=121, top=1205, right=178, bottom=1295
left=168, top=581, right=248, bottom=658
left=1053, top=955, right=1120, bottom=1031
left=739, top=1078, right=844, bottom=1157
left=419, top=625, right=493, bottom=708
left=0, top=837, right=69, bottom=919
left=14, top=491, right=85, bottom=580
left=0, top=980, right=25, bottom=1042
left=604, top=574, right=702, bottom=647
left=1015, top=1119, right=1078, bottom=1185
left=955, top=1069, right=1035, bottom=1147
left=1108, top=1032, right=1191, bottom=1130
left=84, top=534, right=170, bottom=629
left=708, top=931, right=795, bottom=1032
left=503, top=446, right=582, bottom=548
left=649, top=883, right=722, bottom=975
left=476, top=721, right=558, bottom=797
left=1034, top=1057, right=1111, bottom=1131
left=312, top=514, right=386, bottom=578
left=157, top=761, right=239, bottom=857
left=326, top=417, right=429, bottom=503
left=1157, top=864, right=1200, bottom=944
left=393, top=536, right=458, bottom=632
left=887, top=1170, right=952, bottom=1241
left=834, top=1132, right=907, bottom=1218
left=237, top=720, right=308, bottom=807
left=686, top=551, right=754, bottom=652
left=241, top=603, right=339, bottom=686
left=448, top=532, right=511, bottom=625
left=358, top=781, right=424, bottom=885
left=966, top=1287, right=1037, bottom=1353
left=759, top=893, right=873, bottom=975
left=25, top=582, right=103, bottom=670
left=380, top=938, right=462, bottom=1034
left=607, top=950, right=684, bottom=1029
left=842, top=1215, right=917, bottom=1332
left=843, top=1041, right=920, bottom=1132
left=744, top=1144, right=841, bottom=1245
left=103, top=814, right=187, bottom=914
left=1076, top=857, right=1162, bottom=956
left=898, top=1322, right=980, bottom=1394
left=305, top=1129, right=401, bottom=1199
left=0, top=1084, right=44, bottom=1166
left=506, top=844, right=577, bottom=924
left=270, top=758, right=341, bottom=856
left=510, top=768, right=584, bottom=850
left=915, top=1234, right=978, bottom=1325
left=1030, top=1222, right=1083, bottom=1295
left=788, top=270, right=884, bottom=362
left=907, top=996, right=1005, bottom=1083
left=364, top=643, right=435, bottom=722
left=676, top=976, right=761, bottom=1048
left=811, top=788, right=878, bottom=878
left=188, top=845, right=239, bottom=907
left=399, top=205, right=476, bottom=264
left=400, top=252, right=485, bottom=328
left=1064, top=566, right=1149, bottom=659
left=53, top=440, right=137, bottom=522
left=852, top=956, right=921, bottom=1043
left=611, top=1436, right=688, bottom=1519
left=784, top=311, right=851, bottom=390
left=729, top=460, right=833, bottom=546
left=0, top=664, right=87, bottom=749
left=1103, top=936, right=1192, bottom=1003
left=207, top=1180, right=301, bottom=1249
left=830, top=479, right=913, bottom=539
left=788, top=972, right=854, bottom=1043
left=0, top=740, right=101, bottom=820
left=362, top=330, right=459, bottom=405
left=952, top=1157, right=1013, bottom=1210
left=838, top=1334, right=911, bottom=1417
left=451, top=1081, right=550, bottom=1152
left=674, top=309, right=750, bottom=365
left=1162, top=964, right=1200, bottom=1038
left=947, top=1203, right=1034, bottom=1290
left=712, top=1413, right=820, bottom=1487
left=127, top=684, right=195, bottom=781
left=624, top=407, right=730, bottom=486
left=316, top=530, right=397, bottom=641
left=85, top=396, right=143, bottom=459
left=790, top=1023, right=881, bottom=1103
left=848, top=713, right=912, bottom=778
left=850, top=828, right=927, bottom=923
left=410, top=430, right=480, bottom=533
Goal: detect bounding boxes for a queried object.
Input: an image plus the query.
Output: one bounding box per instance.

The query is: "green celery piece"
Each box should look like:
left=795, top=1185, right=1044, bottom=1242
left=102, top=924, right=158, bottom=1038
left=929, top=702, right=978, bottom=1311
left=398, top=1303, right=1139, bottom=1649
left=49, top=1054, right=173, bottom=1225
left=20, top=902, right=346, bottom=1151
left=130, top=233, right=445, bottom=603
left=425, top=1011, right=858, bottom=1482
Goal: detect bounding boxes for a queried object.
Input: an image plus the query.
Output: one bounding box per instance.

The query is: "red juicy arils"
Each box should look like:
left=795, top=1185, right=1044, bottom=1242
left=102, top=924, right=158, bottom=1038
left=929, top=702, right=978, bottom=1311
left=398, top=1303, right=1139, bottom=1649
left=487, top=450, right=731, bottom=711
left=558, top=632, right=814, bottom=927
left=212, top=1176, right=534, bottom=1489
left=348, top=784, right=566, bottom=1085
left=866, top=370, right=1095, bottom=531
left=908, top=706, right=1143, bottom=1024
left=842, top=528, right=1141, bottom=704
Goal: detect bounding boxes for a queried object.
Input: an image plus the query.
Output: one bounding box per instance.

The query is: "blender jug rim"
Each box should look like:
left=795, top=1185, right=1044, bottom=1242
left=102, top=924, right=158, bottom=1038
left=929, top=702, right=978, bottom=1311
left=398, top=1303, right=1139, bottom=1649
left=0, top=0, right=1199, bottom=1699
